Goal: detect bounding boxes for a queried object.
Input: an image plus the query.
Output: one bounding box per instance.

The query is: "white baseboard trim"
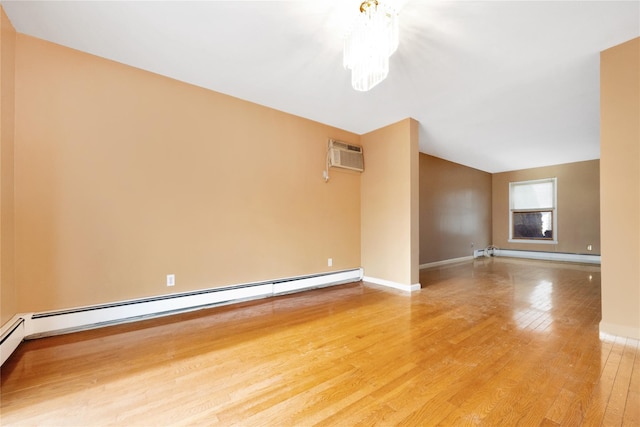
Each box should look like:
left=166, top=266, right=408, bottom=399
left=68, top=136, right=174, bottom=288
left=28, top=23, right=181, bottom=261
left=600, top=321, right=640, bottom=340
left=363, top=276, right=420, bottom=292
left=0, top=268, right=363, bottom=366
left=1, top=316, right=25, bottom=366
left=494, top=249, right=601, bottom=264
left=420, top=256, right=473, bottom=269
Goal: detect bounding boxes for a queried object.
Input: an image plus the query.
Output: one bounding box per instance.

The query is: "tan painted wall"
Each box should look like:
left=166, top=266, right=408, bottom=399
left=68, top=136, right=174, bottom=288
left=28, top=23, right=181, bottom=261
left=600, top=37, right=640, bottom=339
left=419, top=154, right=491, bottom=264
left=1, top=6, right=17, bottom=326
left=361, top=118, right=419, bottom=286
left=14, top=35, right=361, bottom=313
left=492, top=160, right=600, bottom=254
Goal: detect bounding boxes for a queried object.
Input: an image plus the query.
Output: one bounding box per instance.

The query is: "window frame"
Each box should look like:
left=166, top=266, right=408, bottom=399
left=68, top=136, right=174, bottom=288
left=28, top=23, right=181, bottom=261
left=508, top=177, right=557, bottom=244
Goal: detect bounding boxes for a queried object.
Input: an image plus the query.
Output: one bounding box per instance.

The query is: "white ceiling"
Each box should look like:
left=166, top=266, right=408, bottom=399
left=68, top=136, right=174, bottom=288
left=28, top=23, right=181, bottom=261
left=2, top=0, right=639, bottom=172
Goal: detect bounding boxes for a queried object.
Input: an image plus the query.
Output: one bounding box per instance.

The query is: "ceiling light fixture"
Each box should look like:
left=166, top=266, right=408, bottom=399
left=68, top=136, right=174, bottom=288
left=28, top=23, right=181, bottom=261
left=343, top=0, right=399, bottom=92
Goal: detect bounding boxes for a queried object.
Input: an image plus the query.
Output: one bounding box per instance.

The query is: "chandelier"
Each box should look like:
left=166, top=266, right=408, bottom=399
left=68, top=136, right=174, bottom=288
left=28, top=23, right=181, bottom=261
left=343, top=0, right=399, bottom=92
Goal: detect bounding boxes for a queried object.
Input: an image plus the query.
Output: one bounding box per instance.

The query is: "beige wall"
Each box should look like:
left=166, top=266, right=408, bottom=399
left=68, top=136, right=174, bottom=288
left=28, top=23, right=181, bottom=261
left=600, top=37, right=640, bottom=339
left=361, top=118, right=419, bottom=286
left=419, top=154, right=492, bottom=264
left=13, top=34, right=362, bottom=313
left=492, top=160, right=600, bottom=254
left=1, top=7, right=17, bottom=326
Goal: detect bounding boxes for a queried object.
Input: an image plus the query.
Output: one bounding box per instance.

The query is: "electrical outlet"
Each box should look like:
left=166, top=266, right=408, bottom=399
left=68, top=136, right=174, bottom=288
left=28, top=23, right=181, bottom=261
left=587, top=244, right=593, bottom=251
left=328, top=258, right=333, bottom=267
left=166, top=274, right=175, bottom=287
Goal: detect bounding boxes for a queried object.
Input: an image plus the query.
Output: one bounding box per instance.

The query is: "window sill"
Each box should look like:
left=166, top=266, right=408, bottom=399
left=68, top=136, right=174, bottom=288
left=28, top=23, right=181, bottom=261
left=508, top=239, right=558, bottom=245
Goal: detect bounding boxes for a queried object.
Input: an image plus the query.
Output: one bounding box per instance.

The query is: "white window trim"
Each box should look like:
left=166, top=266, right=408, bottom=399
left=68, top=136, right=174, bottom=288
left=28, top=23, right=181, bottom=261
left=508, top=177, right=558, bottom=244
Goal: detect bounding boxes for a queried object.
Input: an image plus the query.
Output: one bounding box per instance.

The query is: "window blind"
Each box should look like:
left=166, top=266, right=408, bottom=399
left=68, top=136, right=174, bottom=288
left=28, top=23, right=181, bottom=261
left=511, top=181, right=554, bottom=209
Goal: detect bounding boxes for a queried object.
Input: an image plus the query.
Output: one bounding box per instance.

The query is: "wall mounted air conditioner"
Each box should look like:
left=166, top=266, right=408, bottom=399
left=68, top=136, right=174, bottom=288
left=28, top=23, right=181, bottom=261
left=328, top=139, right=364, bottom=172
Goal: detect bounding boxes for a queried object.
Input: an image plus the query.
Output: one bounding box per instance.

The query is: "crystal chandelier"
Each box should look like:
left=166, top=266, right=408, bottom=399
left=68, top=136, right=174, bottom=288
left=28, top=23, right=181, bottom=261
left=343, top=0, right=399, bottom=92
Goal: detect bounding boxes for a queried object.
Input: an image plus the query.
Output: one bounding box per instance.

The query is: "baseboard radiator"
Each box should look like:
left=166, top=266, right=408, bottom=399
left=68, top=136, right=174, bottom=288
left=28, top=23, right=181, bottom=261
left=420, top=248, right=601, bottom=270
left=474, top=247, right=600, bottom=264
left=0, top=318, right=25, bottom=366
left=0, top=268, right=363, bottom=366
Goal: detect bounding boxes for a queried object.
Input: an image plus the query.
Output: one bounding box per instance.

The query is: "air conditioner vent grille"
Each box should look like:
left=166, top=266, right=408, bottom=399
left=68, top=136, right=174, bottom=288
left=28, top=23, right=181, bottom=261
left=328, top=139, right=364, bottom=172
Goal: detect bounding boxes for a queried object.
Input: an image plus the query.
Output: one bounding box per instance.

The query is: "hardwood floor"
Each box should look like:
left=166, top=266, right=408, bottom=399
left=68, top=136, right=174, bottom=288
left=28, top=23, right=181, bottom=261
left=1, top=258, right=638, bottom=426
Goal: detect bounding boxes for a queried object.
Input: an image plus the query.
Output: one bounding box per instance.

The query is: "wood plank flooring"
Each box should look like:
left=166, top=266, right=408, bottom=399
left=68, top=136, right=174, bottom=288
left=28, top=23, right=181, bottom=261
left=1, top=258, right=638, bottom=426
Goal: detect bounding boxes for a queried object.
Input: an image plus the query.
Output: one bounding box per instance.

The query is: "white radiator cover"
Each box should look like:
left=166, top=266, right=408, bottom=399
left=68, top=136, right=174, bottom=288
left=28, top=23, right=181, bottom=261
left=493, top=249, right=600, bottom=264
left=0, top=317, right=25, bottom=366
left=0, top=268, right=363, bottom=365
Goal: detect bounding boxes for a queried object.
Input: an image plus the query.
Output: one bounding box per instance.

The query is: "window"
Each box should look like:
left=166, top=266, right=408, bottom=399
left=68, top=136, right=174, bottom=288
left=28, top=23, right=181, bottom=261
left=509, top=178, right=557, bottom=243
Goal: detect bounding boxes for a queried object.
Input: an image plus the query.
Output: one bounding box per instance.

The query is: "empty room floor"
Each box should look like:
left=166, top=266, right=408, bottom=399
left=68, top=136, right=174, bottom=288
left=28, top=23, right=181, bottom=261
left=1, top=257, right=638, bottom=426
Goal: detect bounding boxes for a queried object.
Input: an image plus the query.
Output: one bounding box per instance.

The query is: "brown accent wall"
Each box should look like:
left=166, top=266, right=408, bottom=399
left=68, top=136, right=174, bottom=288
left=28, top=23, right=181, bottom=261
left=419, top=154, right=491, bottom=264
left=1, top=6, right=17, bottom=326
left=13, top=35, right=361, bottom=313
left=492, top=160, right=600, bottom=254
left=361, top=118, right=419, bottom=286
left=600, top=37, right=640, bottom=339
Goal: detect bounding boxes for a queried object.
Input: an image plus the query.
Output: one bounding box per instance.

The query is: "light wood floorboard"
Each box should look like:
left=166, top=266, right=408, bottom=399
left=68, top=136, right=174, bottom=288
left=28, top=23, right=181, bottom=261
left=1, top=257, right=638, bottom=426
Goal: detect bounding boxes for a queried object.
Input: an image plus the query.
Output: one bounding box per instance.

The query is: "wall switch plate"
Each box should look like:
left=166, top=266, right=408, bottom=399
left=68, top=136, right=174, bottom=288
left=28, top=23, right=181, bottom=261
left=167, top=274, right=175, bottom=287
left=587, top=245, right=593, bottom=251
left=328, top=258, right=333, bottom=267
